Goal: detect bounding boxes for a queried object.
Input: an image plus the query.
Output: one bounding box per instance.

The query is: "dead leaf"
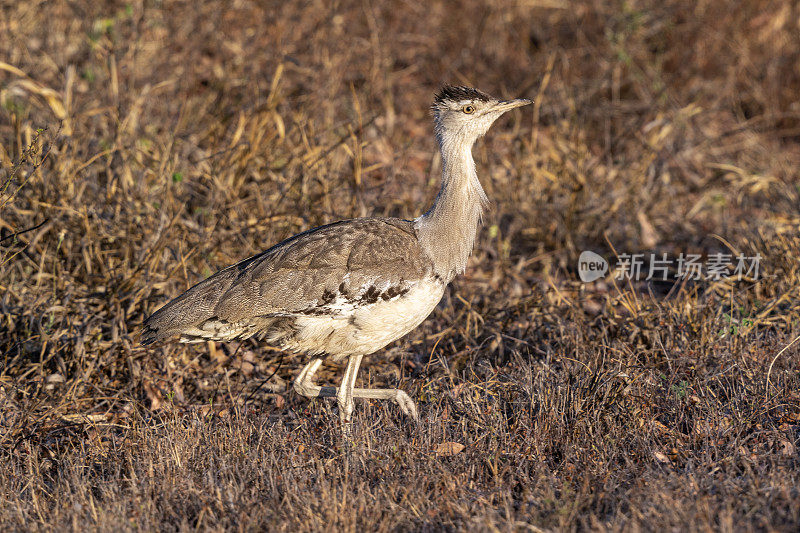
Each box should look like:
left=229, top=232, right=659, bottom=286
left=779, top=439, right=795, bottom=457
left=144, top=382, right=162, bottom=410
left=273, top=394, right=285, bottom=409
left=435, top=441, right=465, bottom=457
left=653, top=451, right=670, bottom=463
left=0, top=60, right=27, bottom=77
left=14, top=79, right=67, bottom=119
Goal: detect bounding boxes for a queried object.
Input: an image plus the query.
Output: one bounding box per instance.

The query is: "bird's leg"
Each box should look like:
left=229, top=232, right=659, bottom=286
left=338, top=355, right=420, bottom=422
left=293, top=355, right=419, bottom=436
left=350, top=387, right=419, bottom=421
left=337, top=354, right=363, bottom=435
left=293, top=358, right=337, bottom=398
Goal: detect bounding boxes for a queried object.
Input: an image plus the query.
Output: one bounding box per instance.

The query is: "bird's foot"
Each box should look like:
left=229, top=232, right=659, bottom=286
left=392, top=390, right=419, bottom=422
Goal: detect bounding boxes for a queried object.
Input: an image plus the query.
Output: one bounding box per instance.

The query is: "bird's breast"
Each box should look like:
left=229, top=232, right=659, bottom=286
left=282, top=277, right=446, bottom=360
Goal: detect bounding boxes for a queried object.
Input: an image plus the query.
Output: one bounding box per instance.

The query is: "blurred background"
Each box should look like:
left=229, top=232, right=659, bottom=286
left=1, top=0, right=799, bottom=529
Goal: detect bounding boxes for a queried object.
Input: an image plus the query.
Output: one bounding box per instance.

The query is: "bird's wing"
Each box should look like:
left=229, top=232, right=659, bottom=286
left=141, top=218, right=432, bottom=344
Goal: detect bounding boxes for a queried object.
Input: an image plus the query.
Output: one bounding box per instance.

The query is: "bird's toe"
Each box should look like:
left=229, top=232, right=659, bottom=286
left=394, top=390, right=419, bottom=421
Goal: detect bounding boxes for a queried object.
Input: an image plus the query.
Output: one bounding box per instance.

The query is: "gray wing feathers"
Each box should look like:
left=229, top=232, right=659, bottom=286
left=140, top=264, right=240, bottom=344
left=141, top=218, right=430, bottom=344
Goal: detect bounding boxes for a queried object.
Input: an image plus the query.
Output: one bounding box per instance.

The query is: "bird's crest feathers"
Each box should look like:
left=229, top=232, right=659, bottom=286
left=433, top=85, right=492, bottom=107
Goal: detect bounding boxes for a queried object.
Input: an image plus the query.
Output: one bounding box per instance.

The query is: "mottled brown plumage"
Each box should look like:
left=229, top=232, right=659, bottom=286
left=141, top=218, right=432, bottom=352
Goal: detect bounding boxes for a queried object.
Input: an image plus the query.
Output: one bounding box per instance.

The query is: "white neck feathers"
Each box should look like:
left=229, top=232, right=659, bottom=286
left=415, top=134, right=488, bottom=282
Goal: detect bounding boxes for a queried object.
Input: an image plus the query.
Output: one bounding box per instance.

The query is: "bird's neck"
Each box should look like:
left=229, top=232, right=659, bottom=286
left=415, top=136, right=488, bottom=282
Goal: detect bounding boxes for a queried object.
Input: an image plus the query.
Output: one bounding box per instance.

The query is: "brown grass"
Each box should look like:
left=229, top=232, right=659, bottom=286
left=2, top=0, right=800, bottom=530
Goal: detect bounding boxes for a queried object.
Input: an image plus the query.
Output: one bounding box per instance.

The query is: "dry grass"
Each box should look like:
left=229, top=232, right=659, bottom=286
left=2, top=0, right=800, bottom=530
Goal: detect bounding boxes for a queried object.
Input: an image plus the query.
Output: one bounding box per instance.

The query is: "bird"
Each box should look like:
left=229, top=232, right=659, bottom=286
left=141, top=85, right=530, bottom=434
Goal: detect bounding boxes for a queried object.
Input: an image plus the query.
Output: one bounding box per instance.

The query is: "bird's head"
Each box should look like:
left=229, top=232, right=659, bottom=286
left=431, top=85, right=530, bottom=147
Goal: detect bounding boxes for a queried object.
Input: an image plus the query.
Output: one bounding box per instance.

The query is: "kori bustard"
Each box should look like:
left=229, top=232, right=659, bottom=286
left=141, top=86, right=530, bottom=433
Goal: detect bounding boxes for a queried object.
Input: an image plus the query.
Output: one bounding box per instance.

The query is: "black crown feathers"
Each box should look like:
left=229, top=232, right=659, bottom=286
left=433, top=85, right=492, bottom=105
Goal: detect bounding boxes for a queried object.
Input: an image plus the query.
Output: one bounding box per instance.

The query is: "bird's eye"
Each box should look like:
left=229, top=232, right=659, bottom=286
left=462, top=104, right=475, bottom=114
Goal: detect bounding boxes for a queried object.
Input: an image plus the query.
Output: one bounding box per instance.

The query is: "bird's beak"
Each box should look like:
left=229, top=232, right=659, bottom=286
left=492, top=98, right=532, bottom=113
